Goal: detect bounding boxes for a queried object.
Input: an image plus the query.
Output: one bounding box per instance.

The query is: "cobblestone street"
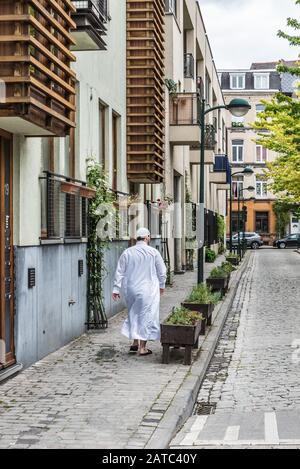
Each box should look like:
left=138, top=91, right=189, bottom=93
left=0, top=258, right=225, bottom=449
left=172, top=249, right=300, bottom=448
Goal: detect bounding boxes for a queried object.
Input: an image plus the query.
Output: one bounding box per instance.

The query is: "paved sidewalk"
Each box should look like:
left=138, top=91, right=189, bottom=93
left=0, top=256, right=228, bottom=449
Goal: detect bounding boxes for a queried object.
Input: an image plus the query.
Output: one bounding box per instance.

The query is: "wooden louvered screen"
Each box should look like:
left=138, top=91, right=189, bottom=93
left=0, top=0, right=76, bottom=136
left=127, top=0, right=165, bottom=184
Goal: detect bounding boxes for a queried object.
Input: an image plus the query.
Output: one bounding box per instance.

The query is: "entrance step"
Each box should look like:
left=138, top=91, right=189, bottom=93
left=0, top=363, right=23, bottom=383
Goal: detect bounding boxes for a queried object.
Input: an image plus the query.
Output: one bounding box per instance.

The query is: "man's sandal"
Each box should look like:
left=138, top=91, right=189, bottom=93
left=139, top=350, right=153, bottom=356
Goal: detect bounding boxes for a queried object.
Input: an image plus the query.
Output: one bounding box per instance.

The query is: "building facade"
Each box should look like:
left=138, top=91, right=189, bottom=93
left=219, top=63, right=283, bottom=244
left=0, top=0, right=229, bottom=375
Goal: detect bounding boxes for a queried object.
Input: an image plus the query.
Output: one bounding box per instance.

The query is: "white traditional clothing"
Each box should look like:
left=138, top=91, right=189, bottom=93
left=113, top=242, right=167, bottom=341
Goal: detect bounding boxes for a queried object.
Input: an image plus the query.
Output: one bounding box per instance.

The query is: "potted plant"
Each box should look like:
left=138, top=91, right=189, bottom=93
left=161, top=307, right=203, bottom=366
left=182, top=284, right=221, bottom=335
left=226, top=253, right=240, bottom=266
left=207, top=266, right=230, bottom=296
left=205, top=248, right=217, bottom=263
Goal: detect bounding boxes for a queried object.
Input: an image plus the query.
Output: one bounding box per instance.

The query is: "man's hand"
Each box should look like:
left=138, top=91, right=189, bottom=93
left=112, top=293, right=120, bottom=301
left=160, top=289, right=165, bottom=296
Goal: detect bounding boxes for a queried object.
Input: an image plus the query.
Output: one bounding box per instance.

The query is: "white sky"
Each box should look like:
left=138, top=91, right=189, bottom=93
left=199, top=0, right=300, bottom=69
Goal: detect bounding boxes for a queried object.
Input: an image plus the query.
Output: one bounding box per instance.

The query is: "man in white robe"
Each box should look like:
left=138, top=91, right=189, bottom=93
left=112, top=228, right=167, bottom=356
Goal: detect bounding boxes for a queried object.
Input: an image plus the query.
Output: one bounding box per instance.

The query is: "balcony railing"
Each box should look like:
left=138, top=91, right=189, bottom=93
left=204, top=124, right=217, bottom=150
left=40, top=172, right=96, bottom=241
left=72, top=0, right=108, bottom=50
left=169, top=93, right=198, bottom=125
left=184, top=53, right=195, bottom=79
left=214, top=155, right=231, bottom=184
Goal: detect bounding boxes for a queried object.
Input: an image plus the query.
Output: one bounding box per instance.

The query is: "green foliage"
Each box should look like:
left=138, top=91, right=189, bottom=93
left=221, top=261, right=236, bottom=275
left=216, top=214, right=226, bottom=241
left=186, top=283, right=221, bottom=305
left=273, top=200, right=299, bottom=237
left=252, top=2, right=300, bottom=205
left=86, top=158, right=116, bottom=329
left=165, top=79, right=178, bottom=95
left=226, top=253, right=240, bottom=260
left=166, top=307, right=203, bottom=326
left=205, top=248, right=217, bottom=263
left=209, top=266, right=228, bottom=279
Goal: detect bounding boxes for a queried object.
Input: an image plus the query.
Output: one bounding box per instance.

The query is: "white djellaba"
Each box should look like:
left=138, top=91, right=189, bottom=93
left=113, top=228, right=167, bottom=341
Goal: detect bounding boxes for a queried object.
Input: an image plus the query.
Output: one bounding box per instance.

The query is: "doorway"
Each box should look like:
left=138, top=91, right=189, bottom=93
left=0, top=131, right=15, bottom=370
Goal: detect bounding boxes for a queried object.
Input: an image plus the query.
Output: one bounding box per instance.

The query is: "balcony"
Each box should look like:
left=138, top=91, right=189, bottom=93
left=0, top=0, right=76, bottom=137
left=71, top=0, right=108, bottom=50
left=184, top=53, right=195, bottom=79
left=169, top=93, right=200, bottom=146
left=210, top=154, right=231, bottom=189
left=189, top=149, right=214, bottom=165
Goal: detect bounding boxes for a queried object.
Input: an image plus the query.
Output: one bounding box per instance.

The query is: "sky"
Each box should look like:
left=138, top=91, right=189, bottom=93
left=199, top=0, right=300, bottom=69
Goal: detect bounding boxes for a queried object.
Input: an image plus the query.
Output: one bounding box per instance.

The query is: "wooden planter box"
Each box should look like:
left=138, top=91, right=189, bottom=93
left=206, top=275, right=230, bottom=295
left=226, top=257, right=239, bottom=266
left=182, top=303, right=214, bottom=335
left=161, top=320, right=202, bottom=366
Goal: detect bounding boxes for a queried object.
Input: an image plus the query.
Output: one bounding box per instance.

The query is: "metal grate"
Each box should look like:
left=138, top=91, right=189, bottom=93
left=40, top=172, right=89, bottom=240
left=195, top=402, right=217, bottom=416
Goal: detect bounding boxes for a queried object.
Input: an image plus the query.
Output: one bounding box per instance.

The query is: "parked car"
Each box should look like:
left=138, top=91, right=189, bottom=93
left=273, top=233, right=300, bottom=249
left=226, top=232, right=263, bottom=250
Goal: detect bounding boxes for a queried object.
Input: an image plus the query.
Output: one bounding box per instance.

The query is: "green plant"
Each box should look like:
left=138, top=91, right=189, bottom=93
left=209, top=266, right=228, bottom=279
left=216, top=214, right=226, bottom=242
left=221, top=262, right=236, bottom=275
left=186, top=283, right=221, bottom=305
left=226, top=253, right=239, bottom=260
left=166, top=307, right=203, bottom=326
left=165, top=78, right=178, bottom=95
left=205, top=248, right=217, bottom=263
left=86, top=158, right=117, bottom=329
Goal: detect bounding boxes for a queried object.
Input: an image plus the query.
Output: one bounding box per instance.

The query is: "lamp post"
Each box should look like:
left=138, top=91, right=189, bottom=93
left=237, top=187, right=255, bottom=259
left=229, top=166, right=254, bottom=253
left=197, top=98, right=251, bottom=285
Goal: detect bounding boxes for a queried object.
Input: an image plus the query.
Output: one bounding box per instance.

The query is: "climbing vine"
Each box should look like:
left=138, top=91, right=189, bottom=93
left=86, top=158, right=116, bottom=329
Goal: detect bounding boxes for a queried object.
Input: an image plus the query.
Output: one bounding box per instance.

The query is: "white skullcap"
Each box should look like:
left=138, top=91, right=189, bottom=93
left=136, top=228, right=150, bottom=239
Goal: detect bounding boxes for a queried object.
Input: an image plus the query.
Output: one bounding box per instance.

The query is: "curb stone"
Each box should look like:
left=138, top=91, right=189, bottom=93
left=145, top=252, right=252, bottom=450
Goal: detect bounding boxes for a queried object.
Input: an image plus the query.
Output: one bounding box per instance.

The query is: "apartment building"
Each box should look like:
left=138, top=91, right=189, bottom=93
left=163, top=0, right=229, bottom=275
left=219, top=62, right=283, bottom=244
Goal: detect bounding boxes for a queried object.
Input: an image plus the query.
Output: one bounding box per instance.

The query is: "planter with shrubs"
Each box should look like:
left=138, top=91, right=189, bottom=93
left=206, top=266, right=230, bottom=295
left=161, top=307, right=203, bottom=365
left=205, top=248, right=217, bottom=263
left=182, top=283, right=221, bottom=335
left=226, top=254, right=240, bottom=266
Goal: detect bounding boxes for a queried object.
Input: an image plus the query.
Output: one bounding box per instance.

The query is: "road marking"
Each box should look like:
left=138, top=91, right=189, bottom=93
left=224, top=425, right=240, bottom=441
left=192, top=439, right=300, bottom=447
left=181, top=416, right=208, bottom=446
left=264, top=412, right=279, bottom=445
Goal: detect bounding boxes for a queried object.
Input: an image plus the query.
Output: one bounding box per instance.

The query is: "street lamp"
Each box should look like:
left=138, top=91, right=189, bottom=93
left=198, top=97, right=251, bottom=285
left=237, top=186, right=255, bottom=259
left=229, top=166, right=254, bottom=253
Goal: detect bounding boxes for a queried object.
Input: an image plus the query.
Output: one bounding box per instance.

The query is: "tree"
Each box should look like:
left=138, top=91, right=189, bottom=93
left=253, top=1, right=300, bottom=205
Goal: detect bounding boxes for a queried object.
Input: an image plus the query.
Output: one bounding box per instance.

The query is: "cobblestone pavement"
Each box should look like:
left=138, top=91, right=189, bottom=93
left=171, top=249, right=300, bottom=448
left=0, top=257, right=225, bottom=449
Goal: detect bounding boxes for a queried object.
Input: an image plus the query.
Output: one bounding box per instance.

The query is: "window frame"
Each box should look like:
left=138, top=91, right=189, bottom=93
left=232, top=140, right=244, bottom=163
left=256, top=145, right=268, bottom=163
left=254, top=73, right=270, bottom=90
left=230, top=73, right=245, bottom=90
left=256, top=176, right=268, bottom=198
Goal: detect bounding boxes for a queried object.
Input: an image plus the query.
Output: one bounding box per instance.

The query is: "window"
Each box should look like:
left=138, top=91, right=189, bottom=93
left=232, top=212, right=244, bottom=233
left=256, top=104, right=266, bottom=114
left=254, top=74, right=269, bottom=89
left=165, top=0, right=177, bottom=16
left=232, top=140, right=244, bottom=163
left=232, top=176, right=244, bottom=199
left=256, top=145, right=267, bottom=163
left=112, top=112, right=120, bottom=191
left=256, top=212, right=269, bottom=233
left=256, top=176, right=268, bottom=197
left=230, top=74, right=245, bottom=89
left=205, top=71, right=211, bottom=104
left=99, top=101, right=107, bottom=169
